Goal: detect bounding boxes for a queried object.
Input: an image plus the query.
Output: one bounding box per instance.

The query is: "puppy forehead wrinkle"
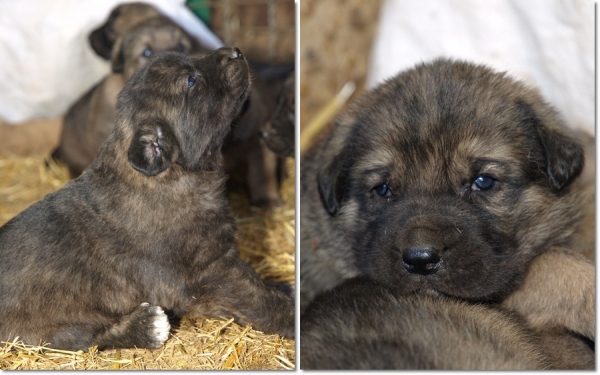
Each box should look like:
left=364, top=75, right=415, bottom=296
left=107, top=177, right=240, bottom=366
left=456, top=137, right=519, bottom=165
left=355, top=148, right=397, bottom=175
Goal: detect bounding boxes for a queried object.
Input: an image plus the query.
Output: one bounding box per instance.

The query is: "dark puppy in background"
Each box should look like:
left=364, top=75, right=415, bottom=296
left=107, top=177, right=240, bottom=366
left=54, top=15, right=206, bottom=177
left=0, top=48, right=294, bottom=351
left=83, top=1, right=294, bottom=209
left=222, top=65, right=295, bottom=208
left=260, top=70, right=295, bottom=159
left=300, top=59, right=594, bottom=369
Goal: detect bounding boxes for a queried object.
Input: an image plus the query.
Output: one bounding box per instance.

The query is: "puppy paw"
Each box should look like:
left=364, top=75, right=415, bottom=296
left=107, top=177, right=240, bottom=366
left=96, top=303, right=172, bottom=350
left=135, top=303, right=171, bottom=348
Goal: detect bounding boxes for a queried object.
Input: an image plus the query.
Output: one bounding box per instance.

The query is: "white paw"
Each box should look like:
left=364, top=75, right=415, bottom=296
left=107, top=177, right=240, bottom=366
left=150, top=306, right=171, bottom=344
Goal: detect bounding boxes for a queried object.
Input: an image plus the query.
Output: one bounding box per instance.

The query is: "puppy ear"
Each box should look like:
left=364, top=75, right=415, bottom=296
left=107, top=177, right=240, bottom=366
left=89, top=26, right=114, bottom=60
left=128, top=122, right=177, bottom=176
left=535, top=124, right=584, bottom=191
left=110, top=37, right=125, bottom=73
left=518, top=100, right=584, bottom=191
left=318, top=150, right=349, bottom=216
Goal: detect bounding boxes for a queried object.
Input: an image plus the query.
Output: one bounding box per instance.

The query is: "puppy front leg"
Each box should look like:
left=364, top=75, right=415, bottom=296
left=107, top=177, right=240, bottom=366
left=501, top=248, right=595, bottom=340
left=190, top=256, right=295, bottom=338
left=39, top=303, right=170, bottom=351
left=93, top=303, right=171, bottom=350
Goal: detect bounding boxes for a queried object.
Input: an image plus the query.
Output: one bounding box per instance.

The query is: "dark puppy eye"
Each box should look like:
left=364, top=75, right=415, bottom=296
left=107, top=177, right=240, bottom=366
left=471, top=175, right=495, bottom=191
left=373, top=183, right=392, bottom=198
left=142, top=48, right=152, bottom=58
left=188, top=76, right=196, bottom=88
left=176, top=43, right=185, bottom=52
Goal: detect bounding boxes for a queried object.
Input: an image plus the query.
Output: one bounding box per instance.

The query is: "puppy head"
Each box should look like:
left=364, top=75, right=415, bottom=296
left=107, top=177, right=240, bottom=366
left=116, top=47, right=251, bottom=176
left=317, top=59, right=584, bottom=300
left=111, top=16, right=203, bottom=80
left=261, top=69, right=296, bottom=158
left=89, top=2, right=163, bottom=59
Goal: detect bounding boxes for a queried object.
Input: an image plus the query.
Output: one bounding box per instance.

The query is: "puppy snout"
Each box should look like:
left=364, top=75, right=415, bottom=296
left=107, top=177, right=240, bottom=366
left=402, top=247, right=441, bottom=275
left=209, top=47, right=245, bottom=63
left=231, top=47, right=243, bottom=59
left=400, top=222, right=451, bottom=275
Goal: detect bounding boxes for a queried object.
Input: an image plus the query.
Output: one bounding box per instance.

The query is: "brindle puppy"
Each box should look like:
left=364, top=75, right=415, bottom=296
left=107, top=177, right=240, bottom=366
left=89, top=2, right=163, bottom=59
left=222, top=65, right=294, bottom=209
left=73, top=2, right=294, bottom=209
left=300, top=58, right=594, bottom=367
left=0, top=48, right=293, bottom=351
left=261, top=70, right=295, bottom=158
left=53, top=16, right=205, bottom=177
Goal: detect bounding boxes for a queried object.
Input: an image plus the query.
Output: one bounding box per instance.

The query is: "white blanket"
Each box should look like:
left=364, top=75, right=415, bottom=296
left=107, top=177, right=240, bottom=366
left=0, top=0, right=222, bottom=124
left=368, top=0, right=594, bottom=134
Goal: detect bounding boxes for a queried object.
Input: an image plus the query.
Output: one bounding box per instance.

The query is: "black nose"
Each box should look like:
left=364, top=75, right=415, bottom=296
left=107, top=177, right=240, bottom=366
left=402, top=247, right=441, bottom=275
left=231, top=47, right=243, bottom=59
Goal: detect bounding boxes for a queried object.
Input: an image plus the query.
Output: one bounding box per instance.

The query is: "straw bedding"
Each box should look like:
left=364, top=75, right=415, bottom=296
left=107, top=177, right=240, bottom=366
left=0, top=154, right=295, bottom=370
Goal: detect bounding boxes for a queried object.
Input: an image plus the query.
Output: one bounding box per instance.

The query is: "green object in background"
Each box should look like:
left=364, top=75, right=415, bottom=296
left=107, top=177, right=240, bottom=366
left=186, top=0, right=211, bottom=26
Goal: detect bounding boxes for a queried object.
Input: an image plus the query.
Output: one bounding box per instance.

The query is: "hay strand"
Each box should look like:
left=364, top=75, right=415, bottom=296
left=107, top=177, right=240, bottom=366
left=300, top=80, right=355, bottom=155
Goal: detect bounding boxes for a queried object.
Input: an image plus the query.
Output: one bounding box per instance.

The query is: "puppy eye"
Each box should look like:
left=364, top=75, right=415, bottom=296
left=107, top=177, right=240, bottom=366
left=188, top=76, right=196, bottom=88
left=142, top=48, right=153, bottom=58
left=176, top=43, right=185, bottom=52
left=471, top=175, right=495, bottom=191
left=373, top=183, right=392, bottom=198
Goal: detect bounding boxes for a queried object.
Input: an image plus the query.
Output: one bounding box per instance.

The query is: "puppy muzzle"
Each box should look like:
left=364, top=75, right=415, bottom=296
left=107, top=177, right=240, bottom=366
left=399, top=216, right=461, bottom=276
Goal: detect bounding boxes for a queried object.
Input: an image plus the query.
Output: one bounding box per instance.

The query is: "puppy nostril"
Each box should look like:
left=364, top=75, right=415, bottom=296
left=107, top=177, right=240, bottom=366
left=402, top=247, right=441, bottom=275
left=231, top=47, right=243, bottom=59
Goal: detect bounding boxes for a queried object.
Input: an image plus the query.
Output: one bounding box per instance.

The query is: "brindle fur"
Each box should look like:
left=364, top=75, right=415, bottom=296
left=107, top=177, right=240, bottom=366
left=299, top=58, right=594, bottom=369
left=0, top=48, right=294, bottom=351
left=54, top=15, right=205, bottom=177
left=89, top=2, right=163, bottom=59
left=301, top=277, right=554, bottom=370
left=222, top=65, right=294, bottom=209
left=65, top=2, right=294, bottom=209
left=261, top=69, right=295, bottom=158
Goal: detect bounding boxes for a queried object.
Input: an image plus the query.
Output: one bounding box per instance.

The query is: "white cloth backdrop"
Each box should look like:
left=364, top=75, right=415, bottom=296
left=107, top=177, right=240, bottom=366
left=367, top=0, right=594, bottom=135
left=0, top=0, right=223, bottom=124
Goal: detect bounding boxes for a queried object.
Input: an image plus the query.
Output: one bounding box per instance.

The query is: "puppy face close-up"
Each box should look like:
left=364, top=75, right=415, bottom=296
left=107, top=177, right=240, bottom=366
left=89, top=2, right=163, bottom=60
left=111, top=17, right=201, bottom=80
left=311, top=59, right=584, bottom=301
left=117, top=47, right=250, bottom=175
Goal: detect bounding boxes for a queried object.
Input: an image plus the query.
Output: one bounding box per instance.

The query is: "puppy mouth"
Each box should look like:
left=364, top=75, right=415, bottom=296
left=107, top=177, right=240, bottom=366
left=402, top=257, right=443, bottom=276
left=359, top=208, right=518, bottom=300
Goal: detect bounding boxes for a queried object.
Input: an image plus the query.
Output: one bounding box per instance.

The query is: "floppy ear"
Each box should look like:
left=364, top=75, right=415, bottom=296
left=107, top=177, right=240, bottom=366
left=318, top=148, right=350, bottom=216
left=535, top=123, right=584, bottom=191
left=89, top=25, right=114, bottom=60
left=518, top=100, right=584, bottom=191
left=89, top=5, right=122, bottom=60
left=128, top=122, right=178, bottom=176
left=110, top=37, right=125, bottom=73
